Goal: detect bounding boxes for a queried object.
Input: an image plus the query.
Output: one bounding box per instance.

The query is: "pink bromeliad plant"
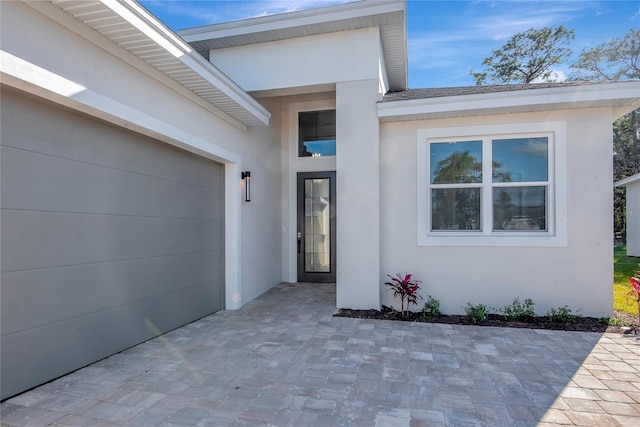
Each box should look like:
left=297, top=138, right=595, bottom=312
left=628, top=276, right=640, bottom=327
left=385, top=273, right=422, bottom=317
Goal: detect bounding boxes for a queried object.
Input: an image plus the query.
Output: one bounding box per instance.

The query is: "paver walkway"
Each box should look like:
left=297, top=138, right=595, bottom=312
left=1, top=282, right=639, bottom=426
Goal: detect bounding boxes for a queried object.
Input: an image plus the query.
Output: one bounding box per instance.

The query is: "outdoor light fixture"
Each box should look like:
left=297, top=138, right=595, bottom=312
left=241, top=171, right=251, bottom=202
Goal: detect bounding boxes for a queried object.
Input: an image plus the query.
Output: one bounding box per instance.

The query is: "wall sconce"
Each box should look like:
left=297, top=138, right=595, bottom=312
left=241, top=171, right=251, bottom=202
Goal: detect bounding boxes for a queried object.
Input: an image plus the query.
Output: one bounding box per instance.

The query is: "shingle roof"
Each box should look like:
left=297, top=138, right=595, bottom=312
left=382, top=81, right=604, bottom=102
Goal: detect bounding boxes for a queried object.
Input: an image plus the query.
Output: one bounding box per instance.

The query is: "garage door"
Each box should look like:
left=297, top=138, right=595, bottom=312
left=0, top=89, right=224, bottom=400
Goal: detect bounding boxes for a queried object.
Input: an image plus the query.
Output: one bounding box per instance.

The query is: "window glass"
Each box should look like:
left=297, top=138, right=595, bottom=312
left=431, top=188, right=481, bottom=231
left=493, top=186, right=547, bottom=231
left=418, top=123, right=564, bottom=245
left=304, top=178, right=331, bottom=272
left=430, top=141, right=482, bottom=184
left=492, top=137, right=548, bottom=183
left=299, top=110, right=336, bottom=157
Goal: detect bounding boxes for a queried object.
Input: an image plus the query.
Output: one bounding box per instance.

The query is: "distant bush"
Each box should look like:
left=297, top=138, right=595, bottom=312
left=546, top=305, right=579, bottom=323
left=465, top=303, right=488, bottom=324
left=502, top=297, right=535, bottom=321
left=422, top=295, right=442, bottom=318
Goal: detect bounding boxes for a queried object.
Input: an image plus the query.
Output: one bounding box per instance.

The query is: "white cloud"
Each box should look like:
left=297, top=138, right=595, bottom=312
left=140, top=1, right=225, bottom=25
left=513, top=139, right=549, bottom=157
left=532, top=69, right=567, bottom=83
left=244, top=0, right=351, bottom=17
left=407, top=0, right=597, bottom=87
left=141, top=0, right=351, bottom=27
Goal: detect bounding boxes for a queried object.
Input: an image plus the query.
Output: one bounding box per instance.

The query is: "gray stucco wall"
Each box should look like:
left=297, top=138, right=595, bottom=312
left=1, top=89, right=224, bottom=400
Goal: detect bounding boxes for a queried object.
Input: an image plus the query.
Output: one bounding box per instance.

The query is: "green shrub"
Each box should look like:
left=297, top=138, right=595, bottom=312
left=465, top=303, right=488, bottom=324
left=502, top=297, right=535, bottom=321
left=546, top=305, right=579, bottom=323
left=605, top=316, right=632, bottom=327
left=422, top=295, right=442, bottom=318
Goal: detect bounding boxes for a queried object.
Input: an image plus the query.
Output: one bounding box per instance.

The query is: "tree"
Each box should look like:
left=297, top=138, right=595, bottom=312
left=471, top=26, right=575, bottom=85
left=570, top=29, right=639, bottom=81
left=571, top=28, right=640, bottom=242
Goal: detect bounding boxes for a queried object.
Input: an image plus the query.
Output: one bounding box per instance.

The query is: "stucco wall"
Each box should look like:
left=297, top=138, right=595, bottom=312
left=336, top=80, right=382, bottom=309
left=626, top=181, right=640, bottom=257
left=209, top=27, right=384, bottom=92
left=380, top=108, right=614, bottom=317
left=240, top=97, right=286, bottom=303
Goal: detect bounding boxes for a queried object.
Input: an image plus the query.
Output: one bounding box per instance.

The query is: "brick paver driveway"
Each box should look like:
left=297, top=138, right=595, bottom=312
left=2, top=283, right=639, bottom=426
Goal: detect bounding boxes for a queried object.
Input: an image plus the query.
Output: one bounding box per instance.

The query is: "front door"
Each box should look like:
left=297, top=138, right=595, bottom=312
left=297, top=172, right=336, bottom=282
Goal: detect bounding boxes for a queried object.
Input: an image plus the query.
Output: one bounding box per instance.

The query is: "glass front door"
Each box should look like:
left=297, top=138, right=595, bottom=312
left=297, top=172, right=336, bottom=282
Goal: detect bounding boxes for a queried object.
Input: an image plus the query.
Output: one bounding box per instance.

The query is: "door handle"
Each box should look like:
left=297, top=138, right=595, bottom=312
left=297, top=232, right=302, bottom=254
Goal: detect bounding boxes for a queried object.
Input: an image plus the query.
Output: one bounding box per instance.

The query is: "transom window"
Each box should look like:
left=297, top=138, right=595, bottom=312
left=417, top=123, right=567, bottom=247
left=298, top=110, right=336, bottom=157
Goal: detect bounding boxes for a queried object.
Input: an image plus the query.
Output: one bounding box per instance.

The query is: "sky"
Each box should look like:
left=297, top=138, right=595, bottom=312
left=139, top=0, right=639, bottom=88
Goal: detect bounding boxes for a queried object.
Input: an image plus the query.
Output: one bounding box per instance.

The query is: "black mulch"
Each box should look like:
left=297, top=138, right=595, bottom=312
left=334, top=306, right=636, bottom=334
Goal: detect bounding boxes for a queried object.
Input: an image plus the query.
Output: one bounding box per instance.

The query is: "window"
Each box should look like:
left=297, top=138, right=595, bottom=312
left=298, top=110, right=336, bottom=157
left=418, top=122, right=567, bottom=247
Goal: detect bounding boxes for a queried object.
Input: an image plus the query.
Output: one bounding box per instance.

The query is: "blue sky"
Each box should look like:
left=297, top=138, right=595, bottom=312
left=140, top=0, right=639, bottom=88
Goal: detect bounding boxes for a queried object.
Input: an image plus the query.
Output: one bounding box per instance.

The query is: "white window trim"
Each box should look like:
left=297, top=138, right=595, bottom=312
left=417, top=122, right=567, bottom=247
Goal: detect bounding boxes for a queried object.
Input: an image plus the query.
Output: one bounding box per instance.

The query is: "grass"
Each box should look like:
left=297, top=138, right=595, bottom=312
left=614, top=246, right=640, bottom=315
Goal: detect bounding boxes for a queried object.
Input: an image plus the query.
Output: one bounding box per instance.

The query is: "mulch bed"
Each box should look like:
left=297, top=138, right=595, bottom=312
left=334, top=306, right=639, bottom=334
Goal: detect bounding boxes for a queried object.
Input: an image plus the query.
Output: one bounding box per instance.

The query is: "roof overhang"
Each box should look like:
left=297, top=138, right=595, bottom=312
left=378, top=81, right=640, bottom=122
left=615, top=173, right=640, bottom=188
left=45, top=0, right=270, bottom=127
left=179, top=0, right=407, bottom=92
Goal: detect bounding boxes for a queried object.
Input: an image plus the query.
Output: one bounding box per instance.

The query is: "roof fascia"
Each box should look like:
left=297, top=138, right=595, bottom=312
left=180, top=0, right=404, bottom=40
left=31, top=0, right=270, bottom=127
left=107, top=0, right=270, bottom=126
left=378, top=81, right=640, bottom=121
left=24, top=0, right=248, bottom=130
left=615, top=173, right=640, bottom=187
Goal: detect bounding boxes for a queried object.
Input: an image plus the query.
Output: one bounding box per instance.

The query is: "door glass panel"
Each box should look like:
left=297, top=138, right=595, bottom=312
left=304, top=178, right=331, bottom=272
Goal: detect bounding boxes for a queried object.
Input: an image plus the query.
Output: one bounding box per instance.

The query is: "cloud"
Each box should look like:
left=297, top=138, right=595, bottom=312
left=532, top=69, right=567, bottom=83
left=407, top=0, right=597, bottom=87
left=141, top=0, right=351, bottom=27
left=512, top=139, right=549, bottom=157
left=242, top=0, right=351, bottom=17
left=140, top=1, right=226, bottom=25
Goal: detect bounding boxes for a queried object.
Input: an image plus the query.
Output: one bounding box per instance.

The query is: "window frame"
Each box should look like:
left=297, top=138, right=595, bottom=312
left=297, top=109, right=337, bottom=158
left=417, top=122, right=567, bottom=247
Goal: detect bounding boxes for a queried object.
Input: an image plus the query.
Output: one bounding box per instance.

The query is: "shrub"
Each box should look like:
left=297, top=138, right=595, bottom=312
left=605, top=316, right=632, bottom=327
left=385, top=273, right=422, bottom=317
left=546, top=305, right=578, bottom=323
left=627, top=275, right=640, bottom=326
left=502, top=297, right=535, bottom=321
left=422, top=295, right=442, bottom=318
left=464, top=303, right=488, bottom=324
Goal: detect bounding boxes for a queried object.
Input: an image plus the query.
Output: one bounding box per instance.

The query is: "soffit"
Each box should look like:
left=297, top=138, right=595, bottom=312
left=179, top=0, right=407, bottom=92
left=48, top=0, right=269, bottom=127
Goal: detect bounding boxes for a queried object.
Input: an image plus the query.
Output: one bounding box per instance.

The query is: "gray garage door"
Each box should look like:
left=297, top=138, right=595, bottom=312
left=0, top=88, right=224, bottom=400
